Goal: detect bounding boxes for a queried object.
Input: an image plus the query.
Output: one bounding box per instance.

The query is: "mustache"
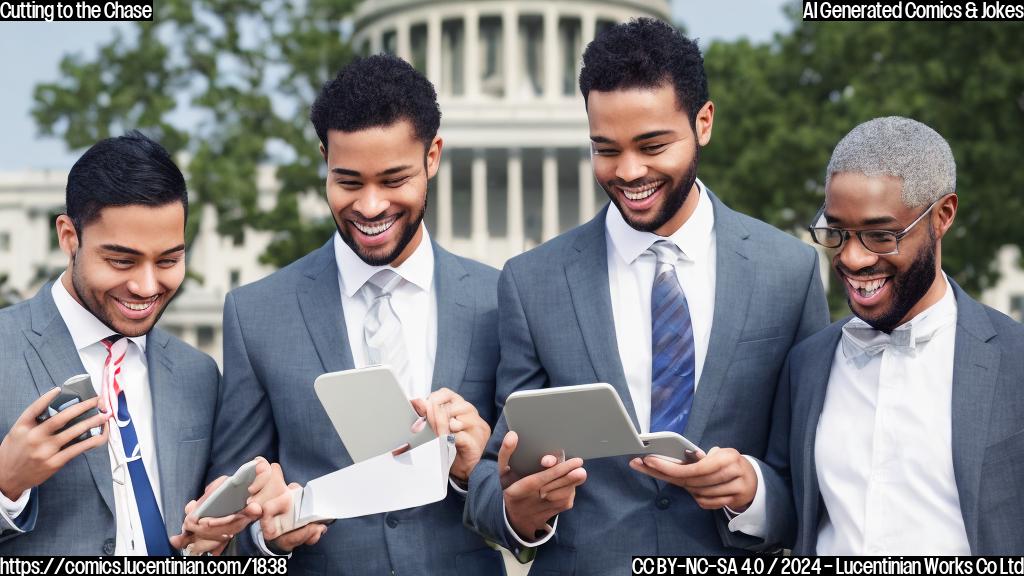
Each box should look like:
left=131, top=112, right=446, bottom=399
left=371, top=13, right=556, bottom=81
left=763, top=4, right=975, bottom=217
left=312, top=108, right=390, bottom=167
left=835, top=264, right=892, bottom=279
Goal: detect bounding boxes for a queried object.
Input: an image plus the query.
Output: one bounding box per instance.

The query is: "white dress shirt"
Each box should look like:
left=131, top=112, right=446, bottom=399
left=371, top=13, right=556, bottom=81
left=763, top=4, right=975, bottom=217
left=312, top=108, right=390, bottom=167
left=606, top=179, right=716, bottom=433
left=730, top=275, right=970, bottom=555
left=509, top=180, right=718, bottom=550
left=336, top=226, right=437, bottom=400
left=0, top=275, right=163, bottom=555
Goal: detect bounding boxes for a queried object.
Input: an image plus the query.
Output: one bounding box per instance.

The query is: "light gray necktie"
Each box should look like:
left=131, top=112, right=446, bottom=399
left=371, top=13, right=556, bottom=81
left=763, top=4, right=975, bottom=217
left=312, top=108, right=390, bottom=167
left=362, top=269, right=411, bottom=389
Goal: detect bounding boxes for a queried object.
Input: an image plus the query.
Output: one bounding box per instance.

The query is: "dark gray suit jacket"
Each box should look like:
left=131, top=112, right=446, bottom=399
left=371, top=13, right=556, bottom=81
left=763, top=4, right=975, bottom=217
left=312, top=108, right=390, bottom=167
left=0, top=284, right=221, bottom=555
left=730, top=280, right=1024, bottom=555
left=466, top=192, right=830, bottom=575
left=210, top=240, right=505, bottom=575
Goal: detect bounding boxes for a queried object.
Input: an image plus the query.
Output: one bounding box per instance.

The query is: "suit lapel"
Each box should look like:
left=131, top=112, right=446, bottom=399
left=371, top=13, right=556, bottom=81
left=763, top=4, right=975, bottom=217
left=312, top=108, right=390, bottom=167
left=430, top=244, right=474, bottom=394
left=800, top=324, right=843, bottom=551
left=297, top=241, right=355, bottom=374
left=685, top=192, right=755, bottom=446
left=564, top=208, right=639, bottom=431
left=23, top=285, right=115, bottom=516
left=146, top=329, right=187, bottom=537
left=948, top=281, right=999, bottom=552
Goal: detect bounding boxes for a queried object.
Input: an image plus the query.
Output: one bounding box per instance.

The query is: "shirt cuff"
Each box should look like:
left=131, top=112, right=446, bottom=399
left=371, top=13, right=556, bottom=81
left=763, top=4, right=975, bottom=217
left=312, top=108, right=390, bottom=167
left=502, top=498, right=557, bottom=549
left=250, top=522, right=292, bottom=557
left=725, top=456, right=767, bottom=538
left=0, top=488, right=31, bottom=532
left=448, top=476, right=468, bottom=496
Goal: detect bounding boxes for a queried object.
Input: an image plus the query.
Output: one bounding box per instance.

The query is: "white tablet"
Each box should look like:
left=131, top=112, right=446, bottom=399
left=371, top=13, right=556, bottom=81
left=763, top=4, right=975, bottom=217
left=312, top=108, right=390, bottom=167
left=503, top=383, right=702, bottom=476
left=193, top=459, right=259, bottom=519
left=314, top=365, right=436, bottom=463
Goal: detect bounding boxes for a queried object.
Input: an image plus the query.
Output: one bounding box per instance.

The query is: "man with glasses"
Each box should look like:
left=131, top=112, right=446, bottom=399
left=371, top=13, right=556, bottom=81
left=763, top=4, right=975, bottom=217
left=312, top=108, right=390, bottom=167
left=718, top=116, right=1024, bottom=554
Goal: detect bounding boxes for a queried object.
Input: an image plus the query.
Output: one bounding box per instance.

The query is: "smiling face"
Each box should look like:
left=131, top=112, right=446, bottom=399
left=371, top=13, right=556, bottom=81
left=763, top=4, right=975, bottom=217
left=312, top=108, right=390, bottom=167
left=322, top=119, right=441, bottom=267
left=587, top=83, right=713, bottom=236
left=824, top=172, right=956, bottom=332
left=57, top=203, right=186, bottom=337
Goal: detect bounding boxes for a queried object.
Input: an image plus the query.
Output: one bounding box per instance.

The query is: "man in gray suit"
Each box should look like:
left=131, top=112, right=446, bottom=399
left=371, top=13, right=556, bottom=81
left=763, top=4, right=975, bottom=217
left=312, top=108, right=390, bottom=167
left=722, top=117, right=1024, bottom=555
left=0, top=132, right=221, bottom=555
left=465, top=18, right=829, bottom=573
left=207, top=55, right=505, bottom=574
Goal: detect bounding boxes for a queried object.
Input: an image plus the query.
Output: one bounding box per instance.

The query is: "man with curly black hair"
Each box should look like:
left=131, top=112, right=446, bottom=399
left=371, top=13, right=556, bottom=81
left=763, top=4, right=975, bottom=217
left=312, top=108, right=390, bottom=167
left=465, top=18, right=829, bottom=571
left=202, top=54, right=505, bottom=574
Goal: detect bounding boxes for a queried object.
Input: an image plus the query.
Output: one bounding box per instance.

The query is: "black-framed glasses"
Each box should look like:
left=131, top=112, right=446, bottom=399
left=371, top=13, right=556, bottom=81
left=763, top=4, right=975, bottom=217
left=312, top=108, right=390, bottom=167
left=808, top=195, right=946, bottom=256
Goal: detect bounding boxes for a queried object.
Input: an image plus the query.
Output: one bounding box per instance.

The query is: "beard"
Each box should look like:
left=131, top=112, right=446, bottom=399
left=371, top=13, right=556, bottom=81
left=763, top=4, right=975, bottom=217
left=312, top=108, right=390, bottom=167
left=847, top=232, right=938, bottom=333
left=336, top=192, right=427, bottom=267
left=70, top=251, right=171, bottom=338
left=604, top=142, right=701, bottom=233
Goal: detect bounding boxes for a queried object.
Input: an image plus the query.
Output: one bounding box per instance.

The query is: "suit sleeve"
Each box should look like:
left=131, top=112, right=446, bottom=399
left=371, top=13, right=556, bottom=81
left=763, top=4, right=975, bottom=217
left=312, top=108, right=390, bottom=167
left=796, top=248, right=830, bottom=343
left=717, top=353, right=798, bottom=552
left=210, top=292, right=279, bottom=555
left=0, top=487, right=38, bottom=543
left=465, top=263, right=550, bottom=550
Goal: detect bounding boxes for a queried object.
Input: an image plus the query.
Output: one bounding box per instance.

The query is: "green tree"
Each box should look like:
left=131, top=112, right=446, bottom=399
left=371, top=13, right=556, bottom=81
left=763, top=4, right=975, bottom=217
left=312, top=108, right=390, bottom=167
left=702, top=5, right=1024, bottom=313
left=32, top=0, right=357, bottom=267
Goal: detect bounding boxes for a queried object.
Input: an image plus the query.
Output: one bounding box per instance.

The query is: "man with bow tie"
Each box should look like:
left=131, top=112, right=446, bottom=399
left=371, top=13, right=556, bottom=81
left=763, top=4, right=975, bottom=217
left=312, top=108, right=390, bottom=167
left=716, top=116, right=1024, bottom=555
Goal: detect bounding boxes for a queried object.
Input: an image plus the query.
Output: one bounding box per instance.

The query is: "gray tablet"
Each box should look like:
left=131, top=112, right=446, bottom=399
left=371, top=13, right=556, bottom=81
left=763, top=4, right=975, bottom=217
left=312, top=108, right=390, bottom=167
left=503, top=383, right=701, bottom=476
left=193, top=459, right=259, bottom=519
left=314, top=365, right=436, bottom=463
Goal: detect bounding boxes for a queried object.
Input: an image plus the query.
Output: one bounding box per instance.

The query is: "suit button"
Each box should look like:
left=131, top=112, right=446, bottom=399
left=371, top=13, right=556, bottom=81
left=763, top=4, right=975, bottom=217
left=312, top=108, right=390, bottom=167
left=386, top=516, right=399, bottom=528
left=656, top=497, right=671, bottom=510
left=102, top=538, right=116, bottom=555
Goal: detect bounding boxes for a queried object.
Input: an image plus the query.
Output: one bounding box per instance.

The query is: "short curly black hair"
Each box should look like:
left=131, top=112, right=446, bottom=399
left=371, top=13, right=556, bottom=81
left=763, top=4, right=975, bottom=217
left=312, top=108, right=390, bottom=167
left=579, top=18, right=708, bottom=123
left=311, top=54, right=441, bottom=151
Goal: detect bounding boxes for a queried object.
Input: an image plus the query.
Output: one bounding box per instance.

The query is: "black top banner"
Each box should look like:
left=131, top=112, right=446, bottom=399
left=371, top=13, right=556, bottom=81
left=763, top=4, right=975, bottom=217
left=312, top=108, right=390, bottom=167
left=0, top=0, right=153, bottom=22
left=802, top=0, right=1024, bottom=21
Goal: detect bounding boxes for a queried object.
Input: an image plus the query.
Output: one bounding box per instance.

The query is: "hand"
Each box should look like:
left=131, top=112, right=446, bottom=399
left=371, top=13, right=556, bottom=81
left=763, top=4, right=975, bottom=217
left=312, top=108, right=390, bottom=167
left=412, top=388, right=491, bottom=483
left=0, top=388, right=111, bottom=500
left=251, top=462, right=327, bottom=554
left=629, top=447, right=757, bottom=511
left=498, top=431, right=586, bottom=542
left=171, top=460, right=268, bottom=555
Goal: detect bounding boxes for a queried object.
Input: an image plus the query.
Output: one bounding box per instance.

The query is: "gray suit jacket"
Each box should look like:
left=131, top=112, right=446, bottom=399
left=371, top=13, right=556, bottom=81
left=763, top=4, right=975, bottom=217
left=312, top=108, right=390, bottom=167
left=0, top=284, right=221, bottom=555
left=211, top=240, right=504, bottom=575
left=732, top=280, right=1024, bottom=555
left=466, top=192, right=829, bottom=574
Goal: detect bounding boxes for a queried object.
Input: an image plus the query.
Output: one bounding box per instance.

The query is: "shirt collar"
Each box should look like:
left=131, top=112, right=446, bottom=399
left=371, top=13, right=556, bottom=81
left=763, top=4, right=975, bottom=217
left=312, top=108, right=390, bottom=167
left=334, top=224, right=435, bottom=298
left=605, top=178, right=715, bottom=266
left=50, top=274, right=147, bottom=353
left=841, top=273, right=958, bottom=360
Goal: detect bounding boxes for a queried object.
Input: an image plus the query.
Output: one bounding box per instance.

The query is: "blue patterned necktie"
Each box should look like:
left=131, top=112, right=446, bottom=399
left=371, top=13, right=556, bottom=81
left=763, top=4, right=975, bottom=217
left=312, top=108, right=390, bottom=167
left=648, top=241, right=696, bottom=435
left=102, top=335, right=172, bottom=556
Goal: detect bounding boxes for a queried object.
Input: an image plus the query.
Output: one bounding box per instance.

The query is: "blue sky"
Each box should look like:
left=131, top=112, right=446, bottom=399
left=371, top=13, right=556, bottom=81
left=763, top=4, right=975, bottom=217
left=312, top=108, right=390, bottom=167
left=0, top=0, right=791, bottom=170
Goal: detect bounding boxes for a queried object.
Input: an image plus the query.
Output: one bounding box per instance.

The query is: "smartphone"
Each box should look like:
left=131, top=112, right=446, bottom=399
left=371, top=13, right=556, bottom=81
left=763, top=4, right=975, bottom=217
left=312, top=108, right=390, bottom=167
left=35, top=374, right=102, bottom=446
left=192, top=459, right=260, bottom=519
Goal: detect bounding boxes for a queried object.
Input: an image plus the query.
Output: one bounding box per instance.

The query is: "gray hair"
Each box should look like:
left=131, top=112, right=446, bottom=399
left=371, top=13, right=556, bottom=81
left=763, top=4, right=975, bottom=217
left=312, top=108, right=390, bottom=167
left=825, top=116, right=956, bottom=207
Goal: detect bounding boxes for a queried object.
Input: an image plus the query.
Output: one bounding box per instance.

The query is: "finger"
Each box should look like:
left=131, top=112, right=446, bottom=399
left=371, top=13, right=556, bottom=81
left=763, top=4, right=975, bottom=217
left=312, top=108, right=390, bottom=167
left=391, top=443, right=412, bottom=457
left=448, top=417, right=465, bottom=433
left=169, top=533, right=192, bottom=550
left=53, top=410, right=109, bottom=446
left=515, top=458, right=584, bottom=491
left=537, top=467, right=587, bottom=495
left=249, top=464, right=277, bottom=496
left=629, top=458, right=677, bottom=483
left=694, top=495, right=735, bottom=510
left=426, top=388, right=459, bottom=405
left=497, top=431, right=518, bottom=473
left=49, top=421, right=109, bottom=467
left=686, top=477, right=749, bottom=499
left=19, top=388, right=63, bottom=427
left=39, top=396, right=102, bottom=434
left=410, top=398, right=427, bottom=418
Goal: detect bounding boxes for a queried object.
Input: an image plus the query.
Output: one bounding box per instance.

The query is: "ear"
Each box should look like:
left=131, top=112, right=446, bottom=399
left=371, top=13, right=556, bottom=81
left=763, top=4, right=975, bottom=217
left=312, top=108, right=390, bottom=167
left=694, top=101, right=715, bottom=147
left=319, top=142, right=328, bottom=163
left=932, top=193, right=958, bottom=239
left=55, top=215, right=79, bottom=259
left=425, top=136, right=444, bottom=180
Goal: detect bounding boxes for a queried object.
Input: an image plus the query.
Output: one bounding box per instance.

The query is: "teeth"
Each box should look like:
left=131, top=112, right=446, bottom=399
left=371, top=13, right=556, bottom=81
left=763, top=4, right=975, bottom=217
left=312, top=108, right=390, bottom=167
left=118, top=297, right=156, bottom=311
left=620, top=181, right=662, bottom=201
left=354, top=218, right=396, bottom=236
left=848, top=277, right=887, bottom=297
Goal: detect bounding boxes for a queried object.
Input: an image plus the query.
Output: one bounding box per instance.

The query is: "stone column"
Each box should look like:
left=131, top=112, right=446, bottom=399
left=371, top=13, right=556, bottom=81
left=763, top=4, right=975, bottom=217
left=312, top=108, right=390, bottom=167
left=396, top=17, right=411, bottom=62
left=472, top=148, right=488, bottom=256
left=438, top=153, right=453, bottom=245
left=464, top=8, right=480, bottom=97
left=579, top=148, right=596, bottom=223
left=427, top=13, right=442, bottom=88
left=507, top=148, right=524, bottom=251
left=543, top=6, right=560, bottom=100
left=502, top=6, right=519, bottom=100
left=542, top=148, right=559, bottom=241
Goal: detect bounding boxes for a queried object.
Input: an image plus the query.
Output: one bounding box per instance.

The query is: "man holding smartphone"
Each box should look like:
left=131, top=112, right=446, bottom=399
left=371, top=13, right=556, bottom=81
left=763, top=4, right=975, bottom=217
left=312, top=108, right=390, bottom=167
left=0, top=132, right=223, bottom=555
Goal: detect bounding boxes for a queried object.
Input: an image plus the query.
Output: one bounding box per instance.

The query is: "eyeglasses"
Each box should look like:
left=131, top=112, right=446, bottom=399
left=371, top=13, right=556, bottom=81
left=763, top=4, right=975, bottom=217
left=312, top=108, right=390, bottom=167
left=807, top=195, right=946, bottom=256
